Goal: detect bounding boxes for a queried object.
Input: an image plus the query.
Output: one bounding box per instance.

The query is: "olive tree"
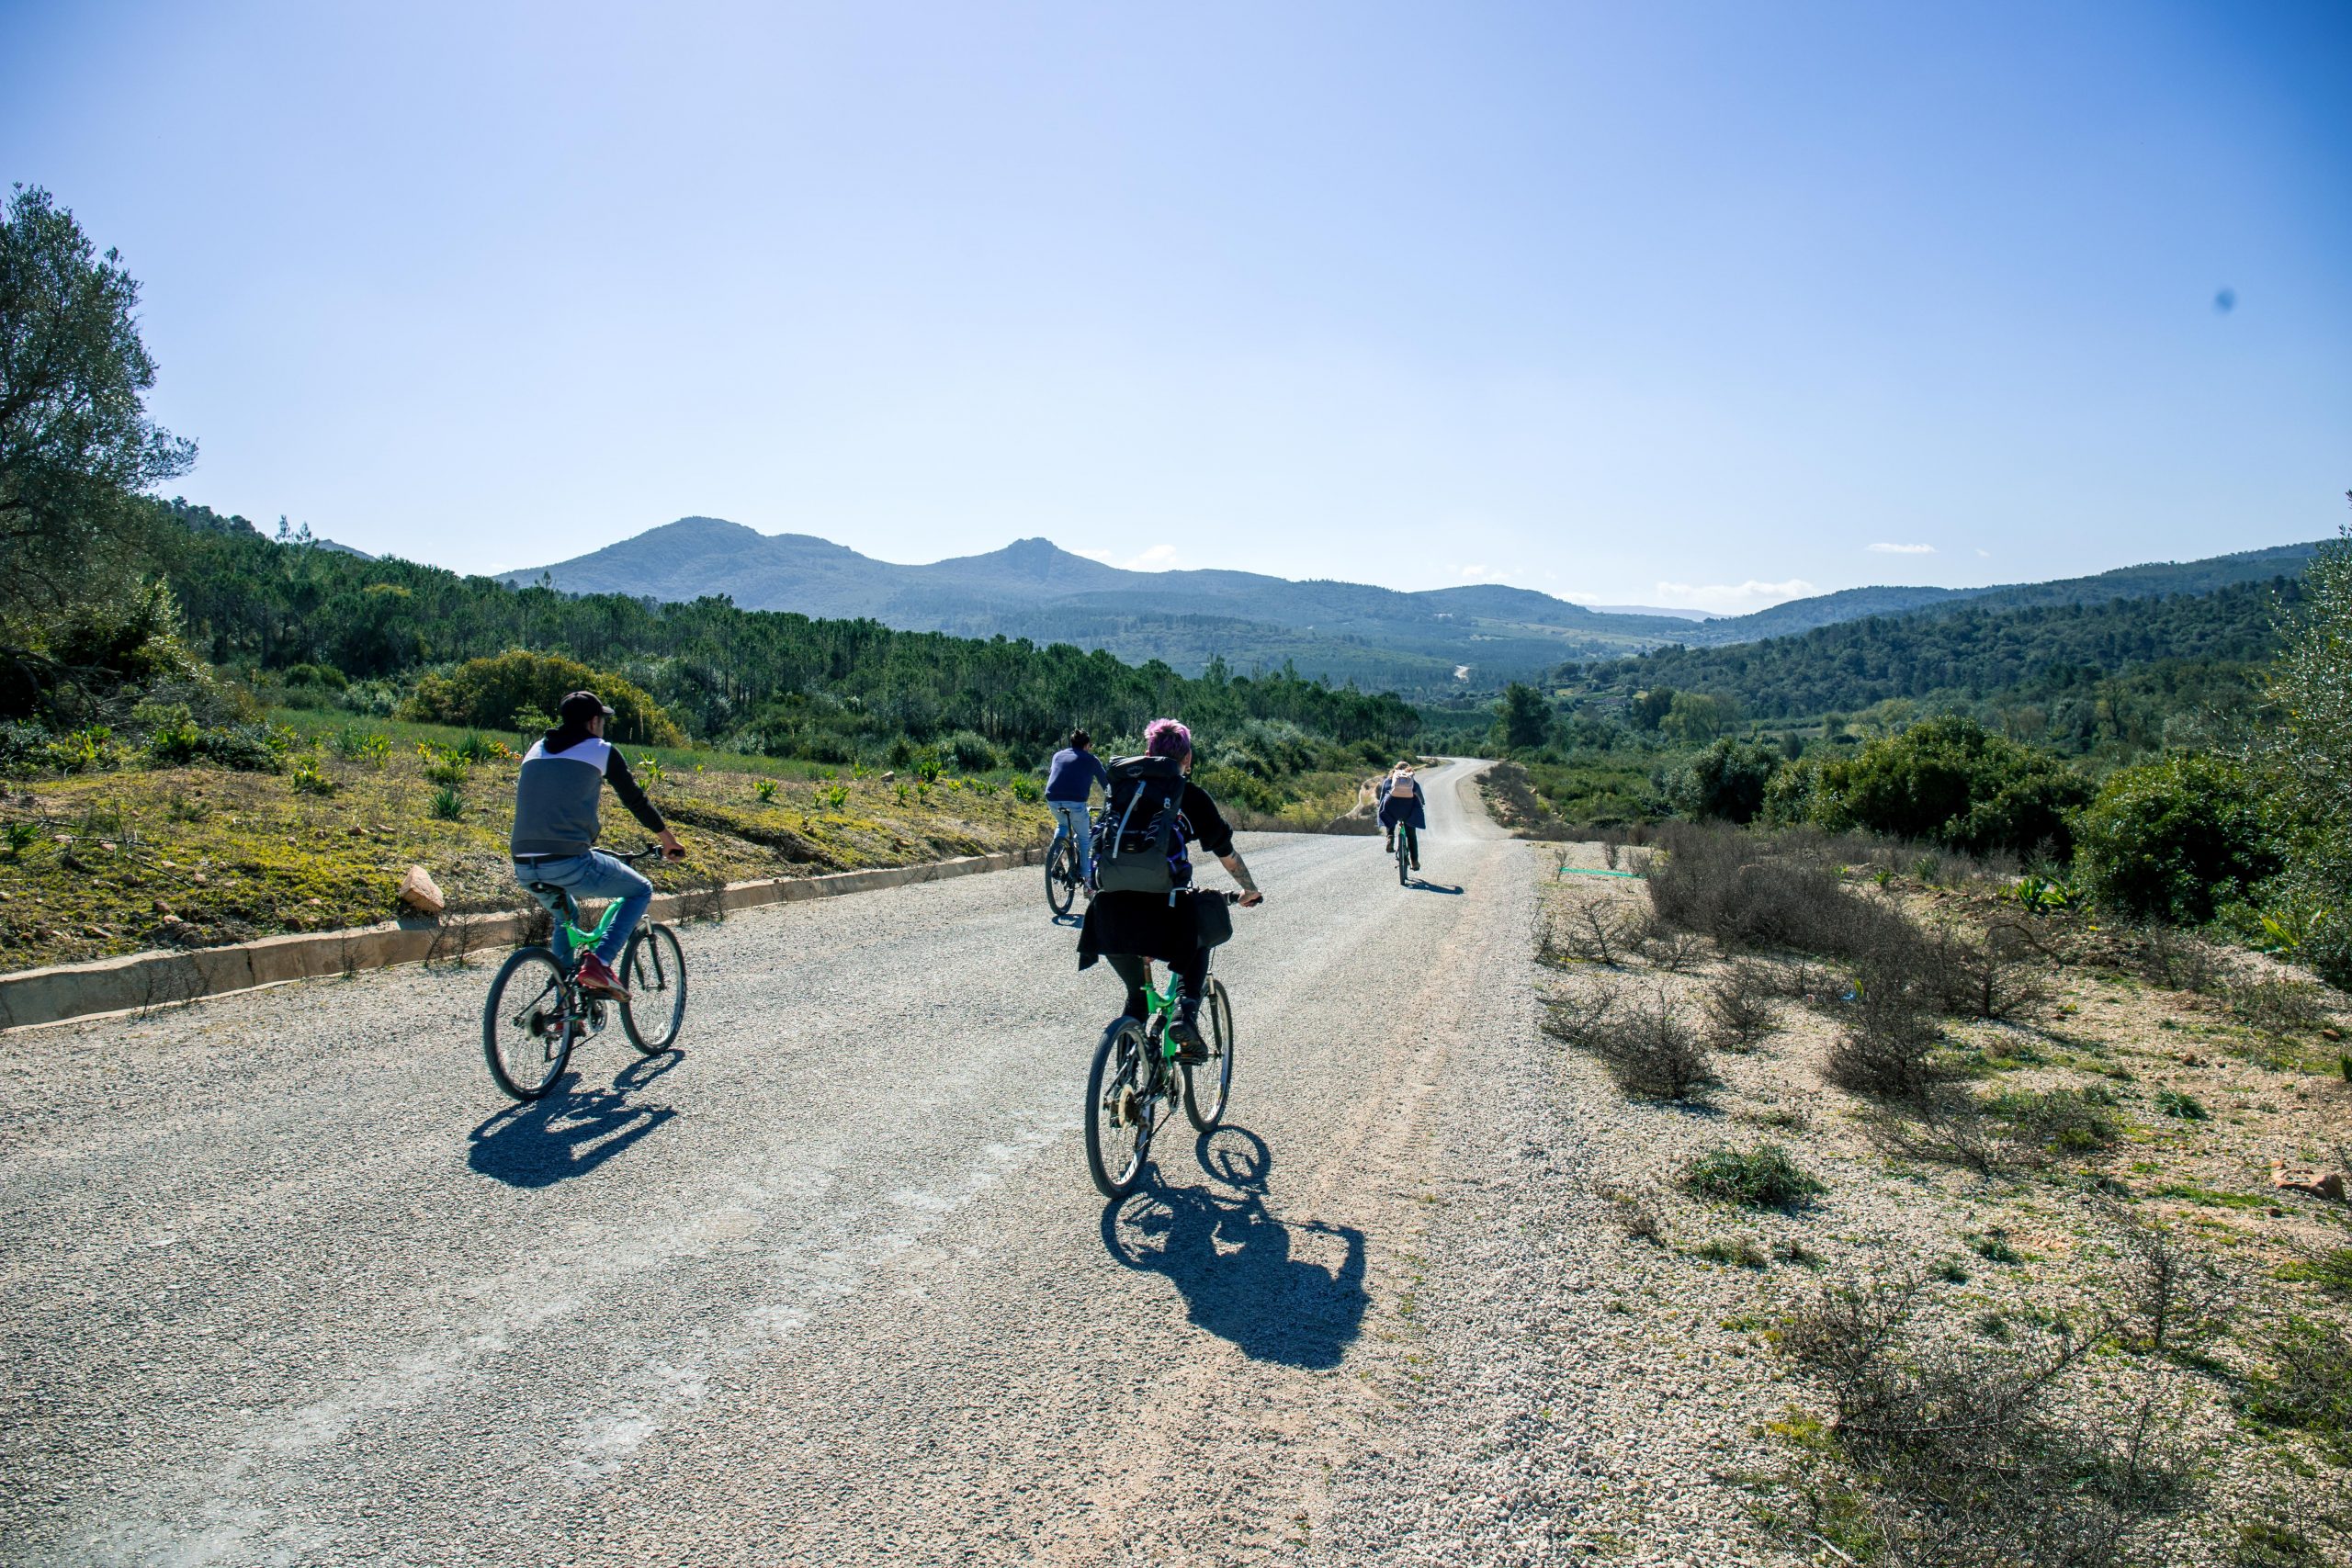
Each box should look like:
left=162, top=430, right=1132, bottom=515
left=0, top=184, right=195, bottom=614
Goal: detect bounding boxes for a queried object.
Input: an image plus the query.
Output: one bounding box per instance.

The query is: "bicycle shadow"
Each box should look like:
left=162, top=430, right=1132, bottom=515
left=468, top=1051, right=683, bottom=1190
left=1099, top=1127, right=1367, bottom=1369
left=1405, top=879, right=1464, bottom=895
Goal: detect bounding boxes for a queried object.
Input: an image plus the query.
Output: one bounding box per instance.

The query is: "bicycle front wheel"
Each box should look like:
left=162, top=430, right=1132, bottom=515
left=1046, top=837, right=1077, bottom=916
left=483, top=946, right=578, bottom=1100
left=1184, top=976, right=1234, bottom=1132
left=619, top=923, right=688, bottom=1053
left=1396, top=839, right=1410, bottom=885
left=1084, top=1018, right=1153, bottom=1198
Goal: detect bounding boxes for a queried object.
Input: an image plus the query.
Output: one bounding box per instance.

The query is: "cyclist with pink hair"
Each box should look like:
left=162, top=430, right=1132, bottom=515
left=1076, top=718, right=1264, bottom=1060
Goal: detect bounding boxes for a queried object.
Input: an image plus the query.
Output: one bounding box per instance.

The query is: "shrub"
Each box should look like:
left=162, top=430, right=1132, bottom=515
left=1683, top=1143, right=1826, bottom=1209
left=1916, top=923, right=2055, bottom=1022
left=400, top=649, right=684, bottom=746
left=753, top=779, right=777, bottom=804
left=2154, top=1089, right=2207, bottom=1120
left=2240, top=1316, right=2352, bottom=1462
left=1777, top=1276, right=2197, bottom=1566
left=1826, top=990, right=1952, bottom=1102
left=2107, top=1207, right=2232, bottom=1355
left=1660, top=738, right=1781, bottom=825
left=2253, top=525, right=2352, bottom=989
left=1705, top=962, right=1781, bottom=1046
left=428, top=785, right=465, bottom=820
left=943, top=730, right=1001, bottom=773
left=2228, top=978, right=2334, bottom=1039
left=287, top=756, right=334, bottom=795
left=1541, top=987, right=1716, bottom=1100
left=1778, top=716, right=2092, bottom=860
left=2074, top=752, right=2281, bottom=924
left=1008, top=773, right=1043, bottom=803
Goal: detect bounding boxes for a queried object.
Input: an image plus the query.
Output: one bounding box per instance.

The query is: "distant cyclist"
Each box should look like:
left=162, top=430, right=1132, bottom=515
left=1078, top=718, right=1263, bottom=1060
left=1044, top=728, right=1110, bottom=893
left=1377, top=761, right=1426, bottom=871
left=509, top=691, right=684, bottom=999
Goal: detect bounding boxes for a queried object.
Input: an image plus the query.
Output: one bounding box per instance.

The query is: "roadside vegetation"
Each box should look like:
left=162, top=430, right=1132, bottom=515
left=1535, top=823, right=2352, bottom=1566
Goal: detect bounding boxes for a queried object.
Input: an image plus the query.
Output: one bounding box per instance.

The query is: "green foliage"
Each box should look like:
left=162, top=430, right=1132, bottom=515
left=2008, top=873, right=2077, bottom=914
left=1682, top=1143, right=1826, bottom=1209
left=1008, top=774, right=1042, bottom=803
left=329, top=726, right=391, bottom=767
left=2154, top=1089, right=2208, bottom=1120
left=401, top=649, right=684, bottom=747
left=1658, top=690, right=1737, bottom=744
left=287, top=755, right=334, bottom=795
left=0, top=185, right=196, bottom=625
left=1493, top=681, right=1552, bottom=751
left=142, top=705, right=288, bottom=773
left=4, top=818, right=38, bottom=855
left=417, top=747, right=469, bottom=790
left=753, top=778, right=777, bottom=804
left=1767, top=715, right=2091, bottom=858
left=427, top=784, right=465, bottom=820
left=2074, top=751, right=2279, bottom=923
left=2256, top=522, right=2352, bottom=988
left=1660, top=737, right=1781, bottom=824
left=815, top=784, right=849, bottom=810
left=2239, top=1314, right=2352, bottom=1462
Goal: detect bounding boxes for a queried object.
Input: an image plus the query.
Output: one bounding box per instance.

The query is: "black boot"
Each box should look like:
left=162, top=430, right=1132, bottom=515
left=1168, top=991, right=1210, bottom=1064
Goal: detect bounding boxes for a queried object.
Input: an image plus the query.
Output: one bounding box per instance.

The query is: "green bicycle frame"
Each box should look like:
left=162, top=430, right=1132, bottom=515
left=557, top=898, right=624, bottom=966
left=1138, top=964, right=1185, bottom=1060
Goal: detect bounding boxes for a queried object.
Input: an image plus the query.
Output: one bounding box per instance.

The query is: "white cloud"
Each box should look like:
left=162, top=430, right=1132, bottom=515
left=1867, top=542, right=1936, bottom=555
left=1074, top=544, right=1182, bottom=571
left=1652, top=578, right=1817, bottom=614
left=1976, top=548, right=1993, bottom=558
left=1454, top=564, right=1492, bottom=580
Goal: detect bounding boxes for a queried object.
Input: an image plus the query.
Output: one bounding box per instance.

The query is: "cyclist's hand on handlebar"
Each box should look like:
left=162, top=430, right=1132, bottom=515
left=657, top=828, right=686, bottom=863
left=1238, top=890, right=1264, bottom=908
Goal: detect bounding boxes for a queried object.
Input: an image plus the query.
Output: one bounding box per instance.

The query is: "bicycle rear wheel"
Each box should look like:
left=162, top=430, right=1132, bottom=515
left=1084, top=1018, right=1153, bottom=1198
left=1396, top=836, right=1410, bottom=885
left=1184, top=976, right=1234, bottom=1132
left=619, top=923, right=688, bottom=1053
left=1046, top=837, right=1077, bottom=916
left=483, top=946, right=577, bottom=1100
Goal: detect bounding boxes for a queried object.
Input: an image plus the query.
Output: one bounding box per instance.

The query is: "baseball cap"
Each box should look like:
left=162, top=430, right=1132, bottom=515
left=559, top=691, right=615, bottom=725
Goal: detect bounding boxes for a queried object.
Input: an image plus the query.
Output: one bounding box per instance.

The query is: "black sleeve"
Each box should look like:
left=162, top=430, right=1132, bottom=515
left=604, top=750, right=670, bottom=836
left=1184, top=782, right=1236, bottom=859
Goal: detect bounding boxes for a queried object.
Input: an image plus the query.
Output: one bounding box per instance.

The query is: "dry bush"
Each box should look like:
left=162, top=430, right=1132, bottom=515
left=1825, top=989, right=1954, bottom=1102
left=2100, top=1205, right=2233, bottom=1356
left=2129, top=923, right=2231, bottom=996
left=1544, top=985, right=1716, bottom=1100
left=1543, top=892, right=1635, bottom=966
left=1705, top=961, right=1782, bottom=1048
left=1860, top=1090, right=2010, bottom=1177
left=1918, top=922, right=2058, bottom=1022
left=1631, top=912, right=1711, bottom=973
left=2228, top=977, right=2336, bottom=1040
left=1778, top=1277, right=2196, bottom=1568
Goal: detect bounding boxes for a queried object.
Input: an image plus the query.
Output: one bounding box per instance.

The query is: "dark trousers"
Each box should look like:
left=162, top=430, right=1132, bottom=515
left=1103, top=950, right=1208, bottom=1021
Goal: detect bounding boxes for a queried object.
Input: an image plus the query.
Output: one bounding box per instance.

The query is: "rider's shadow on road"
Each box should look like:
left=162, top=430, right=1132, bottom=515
left=1405, top=878, right=1464, bottom=895
left=1101, top=1127, right=1367, bottom=1370
left=468, top=1054, right=681, bottom=1189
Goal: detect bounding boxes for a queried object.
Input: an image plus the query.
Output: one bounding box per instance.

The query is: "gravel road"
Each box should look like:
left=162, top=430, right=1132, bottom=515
left=3, top=759, right=1552, bottom=1567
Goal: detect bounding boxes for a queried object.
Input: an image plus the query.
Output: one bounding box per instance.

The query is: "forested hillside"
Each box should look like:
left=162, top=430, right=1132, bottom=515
left=1564, top=577, right=2295, bottom=720
left=138, top=501, right=1419, bottom=764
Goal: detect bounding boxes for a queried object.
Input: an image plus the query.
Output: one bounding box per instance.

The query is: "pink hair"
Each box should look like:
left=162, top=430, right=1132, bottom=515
left=1143, top=718, right=1193, bottom=758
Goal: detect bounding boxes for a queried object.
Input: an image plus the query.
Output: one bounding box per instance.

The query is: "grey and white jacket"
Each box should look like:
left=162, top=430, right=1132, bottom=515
left=509, top=731, right=668, bottom=859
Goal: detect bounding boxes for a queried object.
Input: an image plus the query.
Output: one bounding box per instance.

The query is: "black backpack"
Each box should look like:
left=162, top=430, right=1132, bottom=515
left=1091, top=755, right=1192, bottom=897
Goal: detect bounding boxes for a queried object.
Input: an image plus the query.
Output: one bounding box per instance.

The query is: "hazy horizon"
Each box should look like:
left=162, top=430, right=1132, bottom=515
left=9, top=1, right=2348, bottom=612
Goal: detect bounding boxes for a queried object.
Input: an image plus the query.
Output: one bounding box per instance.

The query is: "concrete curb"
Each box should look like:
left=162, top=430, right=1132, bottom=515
left=0, top=845, right=1048, bottom=1034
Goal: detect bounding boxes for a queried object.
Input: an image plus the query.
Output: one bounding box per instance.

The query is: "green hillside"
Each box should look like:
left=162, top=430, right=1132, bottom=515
left=1566, top=576, right=2297, bottom=721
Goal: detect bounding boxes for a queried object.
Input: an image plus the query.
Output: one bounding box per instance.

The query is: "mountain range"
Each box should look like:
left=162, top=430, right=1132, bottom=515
left=508, top=519, right=2325, bottom=693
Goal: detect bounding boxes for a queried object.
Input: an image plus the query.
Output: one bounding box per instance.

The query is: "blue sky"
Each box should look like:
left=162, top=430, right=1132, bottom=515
left=6, top=0, right=2347, bottom=609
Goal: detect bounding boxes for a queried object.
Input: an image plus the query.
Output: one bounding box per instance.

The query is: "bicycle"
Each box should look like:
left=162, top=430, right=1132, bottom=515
left=1082, top=893, right=1242, bottom=1199
left=481, top=847, right=689, bottom=1101
left=1046, top=807, right=1092, bottom=917
left=1393, top=819, right=1418, bottom=886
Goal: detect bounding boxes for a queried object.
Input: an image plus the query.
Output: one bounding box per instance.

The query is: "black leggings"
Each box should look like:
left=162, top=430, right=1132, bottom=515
left=1389, top=820, right=1419, bottom=856
left=1103, top=950, right=1208, bottom=1021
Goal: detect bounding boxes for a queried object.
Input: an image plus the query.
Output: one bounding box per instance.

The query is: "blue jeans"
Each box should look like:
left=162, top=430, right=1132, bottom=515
left=514, top=851, right=651, bottom=966
left=1048, top=800, right=1094, bottom=880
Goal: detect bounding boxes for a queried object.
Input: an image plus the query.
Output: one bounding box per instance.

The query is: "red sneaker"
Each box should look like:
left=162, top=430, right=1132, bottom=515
left=576, top=953, right=631, bottom=1001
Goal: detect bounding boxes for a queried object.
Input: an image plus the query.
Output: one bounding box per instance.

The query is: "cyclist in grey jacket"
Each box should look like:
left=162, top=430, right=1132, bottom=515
left=510, top=690, right=684, bottom=998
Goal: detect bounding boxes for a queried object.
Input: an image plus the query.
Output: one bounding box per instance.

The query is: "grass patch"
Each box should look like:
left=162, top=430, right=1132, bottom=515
left=1683, top=1143, right=1827, bottom=1210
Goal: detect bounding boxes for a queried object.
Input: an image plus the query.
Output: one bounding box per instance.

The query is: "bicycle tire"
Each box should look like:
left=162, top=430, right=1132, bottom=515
left=1046, top=837, right=1077, bottom=916
left=619, top=922, right=688, bottom=1053
left=483, top=946, right=577, bottom=1101
left=1084, top=1018, right=1153, bottom=1198
left=1396, top=836, right=1410, bottom=885
left=1184, top=976, right=1234, bottom=1132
